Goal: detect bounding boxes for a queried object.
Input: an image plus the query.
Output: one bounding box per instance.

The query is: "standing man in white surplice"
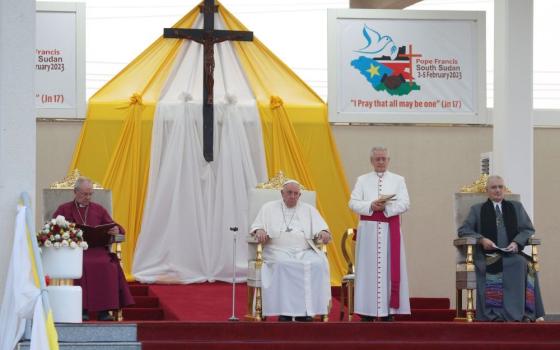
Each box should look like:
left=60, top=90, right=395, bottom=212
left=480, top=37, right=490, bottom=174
left=349, top=146, right=410, bottom=322
left=458, top=175, right=545, bottom=322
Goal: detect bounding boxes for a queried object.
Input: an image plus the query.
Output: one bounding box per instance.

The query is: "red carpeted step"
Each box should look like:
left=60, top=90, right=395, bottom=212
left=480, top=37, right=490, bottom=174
left=410, top=297, right=450, bottom=309
left=396, top=309, right=456, bottom=322
left=123, top=307, right=164, bottom=321
left=129, top=284, right=150, bottom=296
left=140, top=340, right=560, bottom=350
left=140, top=282, right=456, bottom=322
left=127, top=296, right=159, bottom=308
left=137, top=322, right=560, bottom=342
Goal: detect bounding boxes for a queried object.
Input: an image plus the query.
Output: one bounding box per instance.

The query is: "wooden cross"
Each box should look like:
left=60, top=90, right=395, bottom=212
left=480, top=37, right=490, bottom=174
left=164, top=0, right=253, bottom=162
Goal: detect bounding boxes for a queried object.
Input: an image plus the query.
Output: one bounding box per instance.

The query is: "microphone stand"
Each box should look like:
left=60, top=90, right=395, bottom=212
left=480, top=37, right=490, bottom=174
left=228, top=226, right=239, bottom=321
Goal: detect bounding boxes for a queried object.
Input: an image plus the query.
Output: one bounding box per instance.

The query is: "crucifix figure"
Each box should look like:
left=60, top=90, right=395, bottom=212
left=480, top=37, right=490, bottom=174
left=164, top=0, right=253, bottom=162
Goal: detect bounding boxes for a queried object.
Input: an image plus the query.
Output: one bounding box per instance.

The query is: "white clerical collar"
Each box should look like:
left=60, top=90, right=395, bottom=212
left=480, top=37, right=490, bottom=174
left=376, top=172, right=385, bottom=178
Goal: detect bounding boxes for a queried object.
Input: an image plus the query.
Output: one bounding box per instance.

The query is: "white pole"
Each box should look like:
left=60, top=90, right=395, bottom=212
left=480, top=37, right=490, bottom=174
left=228, top=227, right=239, bottom=321
left=493, top=0, right=534, bottom=217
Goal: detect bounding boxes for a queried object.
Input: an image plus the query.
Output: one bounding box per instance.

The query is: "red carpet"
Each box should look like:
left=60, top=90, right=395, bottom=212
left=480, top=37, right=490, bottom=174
left=137, top=322, right=560, bottom=349
left=121, top=283, right=560, bottom=349
left=123, top=282, right=455, bottom=322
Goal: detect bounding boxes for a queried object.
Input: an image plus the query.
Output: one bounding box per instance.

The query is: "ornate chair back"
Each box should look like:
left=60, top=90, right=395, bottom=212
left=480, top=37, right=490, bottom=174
left=42, top=179, right=122, bottom=246
left=43, top=188, right=113, bottom=224
left=246, top=182, right=317, bottom=321
left=453, top=191, right=520, bottom=322
left=42, top=171, right=124, bottom=321
left=247, top=188, right=316, bottom=258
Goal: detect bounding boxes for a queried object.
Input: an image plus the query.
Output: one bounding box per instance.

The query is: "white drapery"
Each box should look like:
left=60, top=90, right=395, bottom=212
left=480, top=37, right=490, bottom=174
left=132, top=15, right=267, bottom=283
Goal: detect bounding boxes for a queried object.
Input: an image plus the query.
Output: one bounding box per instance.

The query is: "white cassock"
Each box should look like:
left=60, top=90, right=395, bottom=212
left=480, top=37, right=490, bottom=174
left=349, top=171, right=411, bottom=317
left=250, top=199, right=331, bottom=317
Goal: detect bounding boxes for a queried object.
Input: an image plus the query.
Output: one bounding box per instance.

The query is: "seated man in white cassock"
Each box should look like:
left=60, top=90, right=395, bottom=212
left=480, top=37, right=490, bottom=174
left=249, top=180, right=332, bottom=321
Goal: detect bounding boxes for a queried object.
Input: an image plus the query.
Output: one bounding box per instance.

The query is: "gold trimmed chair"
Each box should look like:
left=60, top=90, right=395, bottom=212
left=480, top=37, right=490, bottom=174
left=453, top=175, right=541, bottom=322
left=42, top=169, right=125, bottom=321
left=245, top=172, right=329, bottom=322
left=339, top=228, right=356, bottom=321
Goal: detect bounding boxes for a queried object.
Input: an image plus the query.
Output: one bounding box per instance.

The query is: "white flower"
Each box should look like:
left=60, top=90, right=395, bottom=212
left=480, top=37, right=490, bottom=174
left=44, top=240, right=53, bottom=248
left=53, top=242, right=61, bottom=248
left=79, top=241, right=88, bottom=250
left=76, top=230, right=83, bottom=238
left=51, top=218, right=56, bottom=225
left=43, top=224, right=50, bottom=230
left=61, top=240, right=69, bottom=247
left=62, top=232, right=70, bottom=240
left=55, top=215, right=67, bottom=227
left=49, top=235, right=55, bottom=241
left=54, top=234, right=61, bottom=240
left=42, top=228, right=49, bottom=234
left=70, top=241, right=77, bottom=248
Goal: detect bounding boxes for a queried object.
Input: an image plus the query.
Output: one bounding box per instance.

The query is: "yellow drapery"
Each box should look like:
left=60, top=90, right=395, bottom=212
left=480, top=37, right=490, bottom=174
left=69, top=1, right=357, bottom=284
left=220, top=5, right=356, bottom=284
left=69, top=8, right=199, bottom=278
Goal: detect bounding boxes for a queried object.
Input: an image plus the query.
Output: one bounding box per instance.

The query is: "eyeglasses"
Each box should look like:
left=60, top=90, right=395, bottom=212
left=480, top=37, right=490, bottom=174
left=76, top=190, right=93, bottom=196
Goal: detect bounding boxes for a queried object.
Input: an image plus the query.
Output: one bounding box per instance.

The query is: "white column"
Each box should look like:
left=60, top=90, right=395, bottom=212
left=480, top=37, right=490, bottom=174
left=493, top=0, right=533, bottom=217
left=0, top=0, right=36, bottom=298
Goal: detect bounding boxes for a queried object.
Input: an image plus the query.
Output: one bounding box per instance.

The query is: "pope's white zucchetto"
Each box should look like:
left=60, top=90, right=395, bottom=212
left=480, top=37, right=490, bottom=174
left=282, top=179, right=301, bottom=187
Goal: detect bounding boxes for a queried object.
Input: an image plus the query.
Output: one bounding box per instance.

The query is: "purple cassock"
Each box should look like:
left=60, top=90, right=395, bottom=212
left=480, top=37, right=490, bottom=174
left=53, top=201, right=134, bottom=312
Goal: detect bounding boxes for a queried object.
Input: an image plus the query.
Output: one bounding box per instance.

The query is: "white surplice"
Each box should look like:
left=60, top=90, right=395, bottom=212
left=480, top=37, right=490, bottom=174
left=250, top=200, right=331, bottom=316
left=349, top=171, right=411, bottom=317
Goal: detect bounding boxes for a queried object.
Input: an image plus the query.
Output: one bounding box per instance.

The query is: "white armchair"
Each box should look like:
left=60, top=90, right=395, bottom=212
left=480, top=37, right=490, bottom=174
left=453, top=176, right=541, bottom=322
left=245, top=182, right=317, bottom=321
left=42, top=170, right=125, bottom=321
left=43, top=170, right=124, bottom=248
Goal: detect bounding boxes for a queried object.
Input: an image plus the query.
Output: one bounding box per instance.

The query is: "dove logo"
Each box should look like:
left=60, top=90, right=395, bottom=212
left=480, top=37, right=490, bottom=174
left=351, top=25, right=422, bottom=96
left=355, top=25, right=398, bottom=60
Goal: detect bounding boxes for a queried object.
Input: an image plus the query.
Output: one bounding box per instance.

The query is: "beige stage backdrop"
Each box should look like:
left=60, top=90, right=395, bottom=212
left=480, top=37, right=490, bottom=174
left=36, top=120, right=560, bottom=314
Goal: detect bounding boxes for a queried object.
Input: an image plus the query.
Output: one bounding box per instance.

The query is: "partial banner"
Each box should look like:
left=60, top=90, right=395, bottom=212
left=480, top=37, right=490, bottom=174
left=328, top=9, right=486, bottom=124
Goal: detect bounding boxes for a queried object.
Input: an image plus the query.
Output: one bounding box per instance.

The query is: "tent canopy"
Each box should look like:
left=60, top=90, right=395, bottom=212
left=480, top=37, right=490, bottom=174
left=70, top=1, right=356, bottom=284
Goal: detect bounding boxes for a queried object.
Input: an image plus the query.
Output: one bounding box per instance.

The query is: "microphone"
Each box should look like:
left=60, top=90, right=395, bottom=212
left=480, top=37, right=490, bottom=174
left=228, top=226, right=239, bottom=321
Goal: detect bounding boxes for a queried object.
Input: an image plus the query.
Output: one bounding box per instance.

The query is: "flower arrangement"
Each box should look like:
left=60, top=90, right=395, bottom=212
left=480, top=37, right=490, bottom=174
left=37, top=215, right=88, bottom=250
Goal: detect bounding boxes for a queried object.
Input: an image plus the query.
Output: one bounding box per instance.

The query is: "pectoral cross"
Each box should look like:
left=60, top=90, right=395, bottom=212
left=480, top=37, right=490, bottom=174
left=164, top=0, right=253, bottom=162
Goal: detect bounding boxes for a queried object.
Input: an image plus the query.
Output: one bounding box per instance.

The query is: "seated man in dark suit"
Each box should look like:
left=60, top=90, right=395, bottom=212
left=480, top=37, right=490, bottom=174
left=458, top=175, right=544, bottom=321
left=53, top=176, right=134, bottom=321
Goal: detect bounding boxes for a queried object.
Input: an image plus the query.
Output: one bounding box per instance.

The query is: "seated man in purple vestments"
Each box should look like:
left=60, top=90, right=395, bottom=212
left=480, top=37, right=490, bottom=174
left=53, top=176, right=134, bottom=321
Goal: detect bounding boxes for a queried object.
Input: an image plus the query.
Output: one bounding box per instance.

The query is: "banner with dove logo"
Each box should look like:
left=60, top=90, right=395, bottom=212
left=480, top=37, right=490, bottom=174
left=328, top=10, right=486, bottom=124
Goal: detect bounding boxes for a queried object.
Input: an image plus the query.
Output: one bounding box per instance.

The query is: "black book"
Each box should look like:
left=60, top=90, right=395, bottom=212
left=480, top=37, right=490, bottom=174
left=77, top=223, right=117, bottom=248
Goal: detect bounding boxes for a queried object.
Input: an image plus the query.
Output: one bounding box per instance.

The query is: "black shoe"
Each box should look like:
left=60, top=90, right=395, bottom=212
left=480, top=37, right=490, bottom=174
left=521, top=316, right=533, bottom=323
left=360, top=315, right=376, bottom=322
left=278, top=315, right=293, bottom=322
left=82, top=310, right=89, bottom=321
left=98, top=310, right=115, bottom=321
left=380, top=315, right=395, bottom=322
left=294, top=316, right=313, bottom=322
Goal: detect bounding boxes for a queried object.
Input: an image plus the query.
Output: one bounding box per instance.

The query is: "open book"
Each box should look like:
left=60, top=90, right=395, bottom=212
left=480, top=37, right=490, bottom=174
left=77, top=223, right=117, bottom=248
left=378, top=194, right=396, bottom=202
